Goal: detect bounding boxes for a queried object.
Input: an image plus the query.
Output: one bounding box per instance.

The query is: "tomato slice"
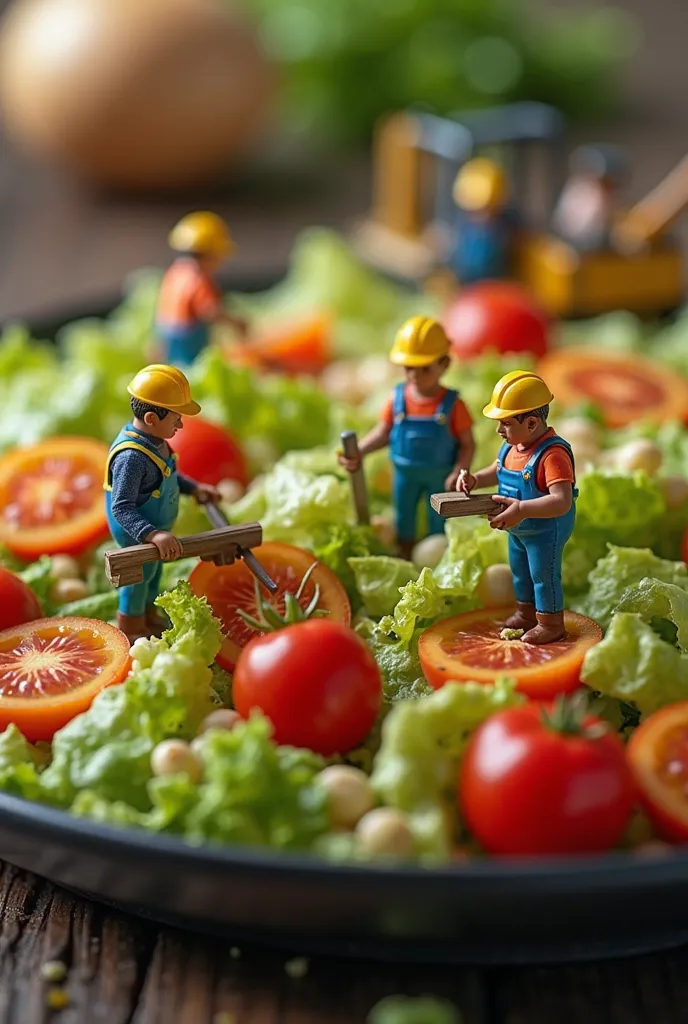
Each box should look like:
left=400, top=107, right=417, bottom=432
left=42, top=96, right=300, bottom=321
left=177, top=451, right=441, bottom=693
left=226, top=314, right=332, bottom=376
left=0, top=617, right=130, bottom=741
left=627, top=702, right=688, bottom=843
left=418, top=607, right=603, bottom=699
left=189, top=541, right=351, bottom=671
left=0, top=437, right=110, bottom=559
left=537, top=349, right=688, bottom=428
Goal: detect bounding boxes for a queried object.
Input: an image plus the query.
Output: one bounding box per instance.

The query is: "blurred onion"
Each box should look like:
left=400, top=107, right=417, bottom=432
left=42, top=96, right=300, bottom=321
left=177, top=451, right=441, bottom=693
left=0, top=0, right=275, bottom=190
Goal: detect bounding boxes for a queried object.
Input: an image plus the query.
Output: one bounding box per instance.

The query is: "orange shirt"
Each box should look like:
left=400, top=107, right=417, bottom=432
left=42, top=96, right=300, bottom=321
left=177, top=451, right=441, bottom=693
left=156, top=258, right=221, bottom=326
left=380, top=386, right=473, bottom=438
left=503, top=427, right=575, bottom=492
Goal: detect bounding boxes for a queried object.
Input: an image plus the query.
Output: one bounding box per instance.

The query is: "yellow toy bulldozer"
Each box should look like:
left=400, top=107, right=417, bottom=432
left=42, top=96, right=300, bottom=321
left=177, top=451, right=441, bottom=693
left=353, top=103, right=688, bottom=318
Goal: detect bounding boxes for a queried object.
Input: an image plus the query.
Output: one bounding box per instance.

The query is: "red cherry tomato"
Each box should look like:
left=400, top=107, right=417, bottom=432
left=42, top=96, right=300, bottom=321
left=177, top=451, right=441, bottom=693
left=459, top=702, right=634, bottom=856
left=0, top=567, right=42, bottom=631
left=170, top=417, right=248, bottom=487
left=233, top=620, right=382, bottom=756
left=442, top=281, right=550, bottom=360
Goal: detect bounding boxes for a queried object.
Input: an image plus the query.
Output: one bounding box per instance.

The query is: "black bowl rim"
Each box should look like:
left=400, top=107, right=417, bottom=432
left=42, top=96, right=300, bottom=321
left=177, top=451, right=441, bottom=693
left=2, top=282, right=686, bottom=897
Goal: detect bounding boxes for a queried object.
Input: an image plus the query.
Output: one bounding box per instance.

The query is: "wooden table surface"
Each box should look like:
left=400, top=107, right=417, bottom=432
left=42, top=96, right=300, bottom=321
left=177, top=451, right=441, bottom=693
left=1, top=0, right=688, bottom=1019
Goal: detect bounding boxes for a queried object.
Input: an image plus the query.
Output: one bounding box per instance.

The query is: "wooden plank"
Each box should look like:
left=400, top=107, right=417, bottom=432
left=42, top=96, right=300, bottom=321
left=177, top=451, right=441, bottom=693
left=104, top=523, right=263, bottom=587
left=430, top=492, right=499, bottom=518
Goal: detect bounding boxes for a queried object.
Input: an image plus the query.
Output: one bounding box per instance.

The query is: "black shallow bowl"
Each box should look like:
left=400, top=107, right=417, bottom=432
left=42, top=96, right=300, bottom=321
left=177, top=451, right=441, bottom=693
left=2, top=287, right=688, bottom=966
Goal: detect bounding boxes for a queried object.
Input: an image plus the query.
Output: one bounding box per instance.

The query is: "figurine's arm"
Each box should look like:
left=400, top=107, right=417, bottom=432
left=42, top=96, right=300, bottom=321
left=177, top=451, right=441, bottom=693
left=109, top=453, right=163, bottom=544
left=338, top=422, right=391, bottom=472
left=456, top=460, right=498, bottom=493
left=489, top=482, right=573, bottom=531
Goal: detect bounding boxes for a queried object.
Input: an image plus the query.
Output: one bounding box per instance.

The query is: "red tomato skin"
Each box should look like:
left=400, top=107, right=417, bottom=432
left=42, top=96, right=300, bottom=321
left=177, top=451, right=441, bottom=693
left=442, top=281, right=550, bottom=360
left=233, top=620, right=382, bottom=756
left=459, top=704, right=634, bottom=856
left=0, top=568, right=42, bottom=631
left=170, top=417, right=248, bottom=487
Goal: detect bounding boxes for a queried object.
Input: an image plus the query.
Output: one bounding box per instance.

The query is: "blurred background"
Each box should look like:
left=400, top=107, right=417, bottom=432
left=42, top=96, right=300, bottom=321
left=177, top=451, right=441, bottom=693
left=0, top=0, right=684, bottom=321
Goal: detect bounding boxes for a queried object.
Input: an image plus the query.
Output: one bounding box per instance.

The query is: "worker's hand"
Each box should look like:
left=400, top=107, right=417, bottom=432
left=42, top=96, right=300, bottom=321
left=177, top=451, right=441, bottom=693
left=194, top=484, right=222, bottom=505
left=456, top=469, right=476, bottom=494
left=445, top=468, right=463, bottom=490
left=147, top=530, right=184, bottom=561
left=488, top=496, right=523, bottom=531
left=337, top=451, right=361, bottom=473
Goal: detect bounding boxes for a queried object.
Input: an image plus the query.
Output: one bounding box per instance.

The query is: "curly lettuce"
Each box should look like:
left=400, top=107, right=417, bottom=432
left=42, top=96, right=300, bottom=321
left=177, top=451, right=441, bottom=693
left=572, top=546, right=688, bottom=629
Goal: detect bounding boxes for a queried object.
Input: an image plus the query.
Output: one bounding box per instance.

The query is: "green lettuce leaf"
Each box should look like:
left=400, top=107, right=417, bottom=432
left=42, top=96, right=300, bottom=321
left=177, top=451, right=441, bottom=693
left=356, top=618, right=431, bottom=704
left=367, top=995, right=462, bottom=1024
left=575, top=469, right=666, bottom=543
left=0, top=725, right=45, bottom=799
left=371, top=680, right=524, bottom=858
left=615, top=577, right=688, bottom=650
left=314, top=523, right=389, bottom=607
left=349, top=556, right=420, bottom=617
left=572, top=546, right=688, bottom=629
left=56, top=591, right=119, bottom=622
left=379, top=567, right=478, bottom=647
left=157, top=581, right=223, bottom=666
left=17, top=556, right=54, bottom=614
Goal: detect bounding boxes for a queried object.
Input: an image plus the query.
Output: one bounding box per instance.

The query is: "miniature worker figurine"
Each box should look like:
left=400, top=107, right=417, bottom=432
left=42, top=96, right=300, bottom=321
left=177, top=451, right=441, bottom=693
left=552, top=145, right=626, bottom=251
left=338, top=316, right=476, bottom=560
left=155, top=211, right=248, bottom=368
left=458, top=370, right=576, bottom=645
left=104, top=364, right=219, bottom=643
left=446, top=158, right=515, bottom=283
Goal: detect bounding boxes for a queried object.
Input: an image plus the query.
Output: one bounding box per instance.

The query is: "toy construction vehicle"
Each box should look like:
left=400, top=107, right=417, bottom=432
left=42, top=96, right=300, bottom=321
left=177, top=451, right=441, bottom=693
left=354, top=102, right=688, bottom=318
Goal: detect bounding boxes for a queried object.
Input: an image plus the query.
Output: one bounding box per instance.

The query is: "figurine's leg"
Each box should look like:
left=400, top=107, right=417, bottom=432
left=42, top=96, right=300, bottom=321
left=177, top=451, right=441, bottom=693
left=117, top=576, right=150, bottom=645
left=521, top=532, right=566, bottom=644
left=394, top=468, right=422, bottom=560
left=425, top=472, right=451, bottom=535
left=504, top=533, right=537, bottom=630
left=145, top=561, right=168, bottom=635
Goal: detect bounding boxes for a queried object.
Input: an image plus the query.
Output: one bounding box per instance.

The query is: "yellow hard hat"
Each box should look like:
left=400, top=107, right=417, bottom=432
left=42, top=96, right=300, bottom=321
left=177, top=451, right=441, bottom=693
left=127, top=364, right=201, bottom=416
left=483, top=370, right=554, bottom=420
left=453, top=158, right=508, bottom=213
left=389, top=316, right=451, bottom=367
left=168, top=211, right=235, bottom=257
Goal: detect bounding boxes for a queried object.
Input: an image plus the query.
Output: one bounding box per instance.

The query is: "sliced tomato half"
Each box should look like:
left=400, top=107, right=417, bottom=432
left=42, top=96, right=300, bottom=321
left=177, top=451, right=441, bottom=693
left=627, top=702, right=688, bottom=843
left=537, top=349, right=688, bottom=428
left=418, top=607, right=603, bottom=699
left=0, top=617, right=130, bottom=741
left=189, top=541, right=351, bottom=672
left=0, top=437, right=110, bottom=559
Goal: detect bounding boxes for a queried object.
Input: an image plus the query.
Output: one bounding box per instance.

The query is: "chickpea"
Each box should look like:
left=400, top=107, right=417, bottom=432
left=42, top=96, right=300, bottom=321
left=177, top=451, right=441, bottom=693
left=412, top=534, right=448, bottom=570
left=557, top=417, right=599, bottom=448
left=217, top=479, right=245, bottom=505
left=355, top=355, right=394, bottom=395
left=569, top=439, right=599, bottom=468
left=151, top=740, right=203, bottom=783
left=49, top=578, right=89, bottom=605
left=659, top=476, right=688, bottom=510
left=320, top=361, right=360, bottom=404
left=50, top=554, right=82, bottom=580
left=318, top=765, right=375, bottom=830
left=476, top=564, right=515, bottom=608
left=199, top=709, right=241, bottom=734
left=613, top=439, right=662, bottom=476
left=371, top=514, right=396, bottom=550
left=355, top=808, right=415, bottom=858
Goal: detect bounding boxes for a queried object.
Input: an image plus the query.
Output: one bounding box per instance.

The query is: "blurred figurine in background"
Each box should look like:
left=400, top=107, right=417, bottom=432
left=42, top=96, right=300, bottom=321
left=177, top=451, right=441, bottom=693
left=552, top=145, right=626, bottom=251
left=338, top=316, right=476, bottom=560
left=446, top=158, right=516, bottom=283
left=155, top=212, right=249, bottom=368
left=458, top=370, right=576, bottom=645
left=105, top=364, right=219, bottom=643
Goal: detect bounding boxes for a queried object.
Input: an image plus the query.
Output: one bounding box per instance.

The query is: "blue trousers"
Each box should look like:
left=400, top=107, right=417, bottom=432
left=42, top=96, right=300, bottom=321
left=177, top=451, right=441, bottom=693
left=118, top=562, right=164, bottom=617
left=508, top=526, right=571, bottom=615
left=157, top=322, right=209, bottom=368
left=393, top=466, right=448, bottom=543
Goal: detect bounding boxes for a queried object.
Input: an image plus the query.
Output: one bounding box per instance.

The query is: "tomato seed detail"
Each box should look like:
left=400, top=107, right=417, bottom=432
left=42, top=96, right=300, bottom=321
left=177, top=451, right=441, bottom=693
left=0, top=634, right=109, bottom=699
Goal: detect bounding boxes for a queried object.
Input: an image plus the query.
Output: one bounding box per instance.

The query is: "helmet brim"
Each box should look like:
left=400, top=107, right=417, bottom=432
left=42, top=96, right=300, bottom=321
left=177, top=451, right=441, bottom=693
left=483, top=402, right=542, bottom=420
left=389, top=348, right=450, bottom=367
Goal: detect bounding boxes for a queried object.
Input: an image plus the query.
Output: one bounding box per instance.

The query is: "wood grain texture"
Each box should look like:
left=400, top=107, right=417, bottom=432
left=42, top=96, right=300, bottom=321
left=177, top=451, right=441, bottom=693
left=430, top=492, right=498, bottom=517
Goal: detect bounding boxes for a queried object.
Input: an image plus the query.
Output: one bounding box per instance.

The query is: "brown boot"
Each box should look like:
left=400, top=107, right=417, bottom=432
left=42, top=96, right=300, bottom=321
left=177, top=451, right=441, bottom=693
left=397, top=539, right=415, bottom=561
left=522, top=611, right=567, bottom=645
left=146, top=606, right=169, bottom=636
left=504, top=602, right=537, bottom=631
left=116, top=613, right=149, bottom=646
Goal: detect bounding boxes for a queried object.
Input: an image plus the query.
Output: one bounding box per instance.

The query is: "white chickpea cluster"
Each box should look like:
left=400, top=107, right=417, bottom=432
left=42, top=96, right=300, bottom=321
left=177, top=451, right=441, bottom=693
left=48, top=553, right=90, bottom=604
left=316, top=765, right=415, bottom=858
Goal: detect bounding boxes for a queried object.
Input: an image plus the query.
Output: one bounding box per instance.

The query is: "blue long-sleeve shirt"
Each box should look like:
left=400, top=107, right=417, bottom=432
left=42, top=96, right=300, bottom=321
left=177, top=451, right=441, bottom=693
left=109, top=441, right=197, bottom=543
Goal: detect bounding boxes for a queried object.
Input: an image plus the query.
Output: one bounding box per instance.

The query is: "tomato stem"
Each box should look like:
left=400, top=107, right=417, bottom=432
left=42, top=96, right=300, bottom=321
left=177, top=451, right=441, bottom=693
left=236, top=561, right=331, bottom=634
left=541, top=691, right=608, bottom=740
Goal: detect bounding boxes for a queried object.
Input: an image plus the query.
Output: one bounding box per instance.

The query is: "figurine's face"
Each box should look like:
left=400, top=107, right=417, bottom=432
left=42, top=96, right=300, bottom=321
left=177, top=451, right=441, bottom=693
left=143, top=411, right=183, bottom=440
left=496, top=414, right=542, bottom=446
left=403, top=357, right=448, bottom=396
left=197, top=253, right=224, bottom=274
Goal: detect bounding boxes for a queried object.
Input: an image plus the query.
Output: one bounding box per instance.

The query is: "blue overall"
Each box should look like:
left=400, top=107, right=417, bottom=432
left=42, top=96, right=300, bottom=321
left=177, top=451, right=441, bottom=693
left=447, top=210, right=511, bottom=284
left=156, top=322, right=210, bottom=368
left=104, top=426, right=180, bottom=617
left=390, top=384, right=460, bottom=543
left=496, top=435, right=577, bottom=615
